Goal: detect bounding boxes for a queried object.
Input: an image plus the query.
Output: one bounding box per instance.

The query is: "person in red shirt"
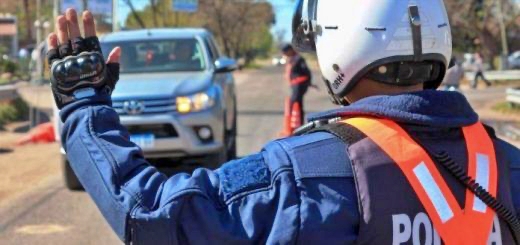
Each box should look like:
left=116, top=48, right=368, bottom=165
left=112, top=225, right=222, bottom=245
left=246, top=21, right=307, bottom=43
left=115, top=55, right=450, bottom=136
left=281, top=44, right=312, bottom=136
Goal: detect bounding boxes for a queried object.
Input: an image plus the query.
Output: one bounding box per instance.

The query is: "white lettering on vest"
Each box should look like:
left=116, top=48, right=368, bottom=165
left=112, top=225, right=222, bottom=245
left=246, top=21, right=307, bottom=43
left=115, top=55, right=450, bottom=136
left=392, top=213, right=502, bottom=244
left=433, top=228, right=441, bottom=245
left=412, top=213, right=432, bottom=245
left=393, top=214, right=412, bottom=245
left=488, top=215, right=502, bottom=245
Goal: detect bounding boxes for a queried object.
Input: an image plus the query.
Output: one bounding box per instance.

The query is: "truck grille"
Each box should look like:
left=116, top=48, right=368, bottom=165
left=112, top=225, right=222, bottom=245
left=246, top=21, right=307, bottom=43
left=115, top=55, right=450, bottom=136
left=126, top=124, right=178, bottom=138
left=113, top=98, right=176, bottom=115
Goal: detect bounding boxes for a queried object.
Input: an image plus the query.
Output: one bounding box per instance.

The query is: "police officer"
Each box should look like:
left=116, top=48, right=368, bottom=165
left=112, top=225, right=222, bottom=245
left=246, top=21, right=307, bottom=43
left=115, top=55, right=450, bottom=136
left=281, top=44, right=312, bottom=136
left=48, top=1, right=520, bottom=244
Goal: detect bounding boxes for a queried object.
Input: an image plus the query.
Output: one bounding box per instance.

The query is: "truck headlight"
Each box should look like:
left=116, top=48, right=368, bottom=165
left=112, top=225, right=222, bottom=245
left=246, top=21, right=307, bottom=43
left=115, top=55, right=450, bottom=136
left=176, top=92, right=215, bottom=113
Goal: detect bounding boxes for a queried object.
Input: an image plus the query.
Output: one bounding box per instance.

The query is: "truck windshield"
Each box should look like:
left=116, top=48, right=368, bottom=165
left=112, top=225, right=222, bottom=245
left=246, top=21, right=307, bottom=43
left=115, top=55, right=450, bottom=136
left=101, top=38, right=206, bottom=73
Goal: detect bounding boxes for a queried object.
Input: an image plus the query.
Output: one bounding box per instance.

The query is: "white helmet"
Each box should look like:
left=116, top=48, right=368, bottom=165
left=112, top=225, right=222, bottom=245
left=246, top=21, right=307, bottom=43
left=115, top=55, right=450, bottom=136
left=292, top=0, right=452, bottom=105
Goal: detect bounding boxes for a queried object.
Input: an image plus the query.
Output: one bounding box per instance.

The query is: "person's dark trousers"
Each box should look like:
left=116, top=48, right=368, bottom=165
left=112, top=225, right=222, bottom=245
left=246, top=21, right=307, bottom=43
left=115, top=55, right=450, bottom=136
left=290, top=82, right=310, bottom=125
left=472, top=71, right=491, bottom=88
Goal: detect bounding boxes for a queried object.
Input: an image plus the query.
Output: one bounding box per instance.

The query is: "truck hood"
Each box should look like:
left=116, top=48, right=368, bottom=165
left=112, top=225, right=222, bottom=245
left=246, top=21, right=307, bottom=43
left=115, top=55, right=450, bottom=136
left=112, top=72, right=213, bottom=100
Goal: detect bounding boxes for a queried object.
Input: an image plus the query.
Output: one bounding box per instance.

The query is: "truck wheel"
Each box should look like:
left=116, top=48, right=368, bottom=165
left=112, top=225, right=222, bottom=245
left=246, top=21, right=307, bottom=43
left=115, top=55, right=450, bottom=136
left=226, top=102, right=238, bottom=160
left=226, top=114, right=237, bottom=160
left=208, top=150, right=228, bottom=169
left=62, top=156, right=83, bottom=191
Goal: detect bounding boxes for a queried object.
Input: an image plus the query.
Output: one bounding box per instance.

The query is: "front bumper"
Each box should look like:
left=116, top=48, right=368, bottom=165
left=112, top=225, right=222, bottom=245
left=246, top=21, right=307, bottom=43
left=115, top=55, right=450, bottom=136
left=119, top=105, right=225, bottom=159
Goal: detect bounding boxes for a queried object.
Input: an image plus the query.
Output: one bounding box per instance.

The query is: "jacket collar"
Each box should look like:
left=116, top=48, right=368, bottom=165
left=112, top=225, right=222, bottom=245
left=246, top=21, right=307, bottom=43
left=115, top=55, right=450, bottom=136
left=309, top=90, right=479, bottom=128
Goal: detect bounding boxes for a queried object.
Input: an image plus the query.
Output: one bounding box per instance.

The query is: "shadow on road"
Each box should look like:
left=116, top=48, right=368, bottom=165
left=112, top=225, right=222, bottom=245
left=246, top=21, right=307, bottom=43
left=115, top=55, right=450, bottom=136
left=0, top=148, right=13, bottom=154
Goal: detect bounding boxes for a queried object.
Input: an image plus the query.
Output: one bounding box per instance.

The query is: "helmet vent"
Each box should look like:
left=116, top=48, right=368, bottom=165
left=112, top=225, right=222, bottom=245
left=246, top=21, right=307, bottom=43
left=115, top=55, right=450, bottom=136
left=324, top=26, right=339, bottom=30
left=408, top=5, right=423, bottom=62
left=365, top=27, right=387, bottom=32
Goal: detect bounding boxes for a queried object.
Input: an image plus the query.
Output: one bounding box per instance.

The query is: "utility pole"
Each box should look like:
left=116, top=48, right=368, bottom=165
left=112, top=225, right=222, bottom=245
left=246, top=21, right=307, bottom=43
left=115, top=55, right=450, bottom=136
left=113, top=0, right=119, bottom=32
left=496, top=0, right=509, bottom=70
left=29, top=0, right=43, bottom=127
left=36, top=0, right=41, bottom=48
left=54, top=0, right=60, bottom=20
left=124, top=0, right=146, bottom=29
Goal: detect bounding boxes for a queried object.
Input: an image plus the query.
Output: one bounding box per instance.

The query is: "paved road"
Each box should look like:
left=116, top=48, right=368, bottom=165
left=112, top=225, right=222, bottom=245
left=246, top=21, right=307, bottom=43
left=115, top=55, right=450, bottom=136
left=0, top=66, right=516, bottom=244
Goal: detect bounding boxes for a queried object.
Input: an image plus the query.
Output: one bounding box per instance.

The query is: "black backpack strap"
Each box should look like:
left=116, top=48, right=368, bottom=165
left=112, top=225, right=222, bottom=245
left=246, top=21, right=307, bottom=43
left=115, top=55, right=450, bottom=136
left=306, top=122, right=367, bottom=146
left=483, top=124, right=498, bottom=139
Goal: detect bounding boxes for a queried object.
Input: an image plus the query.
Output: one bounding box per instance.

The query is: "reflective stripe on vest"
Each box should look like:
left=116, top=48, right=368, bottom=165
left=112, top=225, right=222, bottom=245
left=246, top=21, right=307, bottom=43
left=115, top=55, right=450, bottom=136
left=343, top=117, right=498, bottom=245
left=290, top=76, right=309, bottom=85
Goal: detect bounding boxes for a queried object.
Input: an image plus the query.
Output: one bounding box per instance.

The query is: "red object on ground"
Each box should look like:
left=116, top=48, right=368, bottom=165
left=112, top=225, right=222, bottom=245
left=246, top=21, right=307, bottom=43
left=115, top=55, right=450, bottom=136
left=290, top=102, right=302, bottom=130
left=16, top=122, right=56, bottom=146
left=279, top=97, right=293, bottom=137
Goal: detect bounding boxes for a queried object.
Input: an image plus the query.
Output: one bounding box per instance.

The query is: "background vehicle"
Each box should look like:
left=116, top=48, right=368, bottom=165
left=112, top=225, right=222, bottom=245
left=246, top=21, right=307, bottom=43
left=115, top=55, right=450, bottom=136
left=508, top=51, right=520, bottom=69
left=271, top=56, right=286, bottom=66
left=56, top=29, right=238, bottom=190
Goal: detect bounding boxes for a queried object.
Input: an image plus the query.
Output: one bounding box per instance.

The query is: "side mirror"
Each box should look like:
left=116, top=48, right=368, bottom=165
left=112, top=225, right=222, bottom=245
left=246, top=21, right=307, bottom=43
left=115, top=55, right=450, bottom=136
left=214, top=57, right=237, bottom=73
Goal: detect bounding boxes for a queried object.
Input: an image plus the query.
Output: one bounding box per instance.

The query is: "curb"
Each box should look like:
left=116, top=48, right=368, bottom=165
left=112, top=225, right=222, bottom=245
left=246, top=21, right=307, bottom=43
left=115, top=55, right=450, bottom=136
left=503, top=124, right=520, bottom=141
left=506, top=87, right=520, bottom=106
left=0, top=84, right=19, bottom=102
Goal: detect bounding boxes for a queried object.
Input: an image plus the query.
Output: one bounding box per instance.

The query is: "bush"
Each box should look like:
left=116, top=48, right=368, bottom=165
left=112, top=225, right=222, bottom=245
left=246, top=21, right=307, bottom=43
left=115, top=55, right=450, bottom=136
left=12, top=98, right=29, bottom=120
left=0, top=98, right=29, bottom=129
left=492, top=101, right=520, bottom=114
left=0, top=60, right=18, bottom=74
left=0, top=103, right=17, bottom=128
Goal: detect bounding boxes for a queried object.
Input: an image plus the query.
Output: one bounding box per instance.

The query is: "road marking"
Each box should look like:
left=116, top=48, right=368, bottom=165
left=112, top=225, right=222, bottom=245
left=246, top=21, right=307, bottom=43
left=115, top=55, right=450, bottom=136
left=15, top=224, right=71, bottom=235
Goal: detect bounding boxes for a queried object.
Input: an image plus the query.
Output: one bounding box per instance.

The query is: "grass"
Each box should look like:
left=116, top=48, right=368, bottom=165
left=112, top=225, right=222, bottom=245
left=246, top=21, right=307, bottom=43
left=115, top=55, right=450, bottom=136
left=492, top=101, right=520, bottom=115
left=242, top=62, right=264, bottom=70
left=0, top=77, right=11, bottom=85
left=0, top=98, right=29, bottom=129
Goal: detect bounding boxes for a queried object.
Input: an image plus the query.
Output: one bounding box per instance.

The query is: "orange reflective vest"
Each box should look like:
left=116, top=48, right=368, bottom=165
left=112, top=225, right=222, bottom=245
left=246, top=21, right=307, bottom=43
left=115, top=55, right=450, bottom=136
left=343, top=117, right=498, bottom=245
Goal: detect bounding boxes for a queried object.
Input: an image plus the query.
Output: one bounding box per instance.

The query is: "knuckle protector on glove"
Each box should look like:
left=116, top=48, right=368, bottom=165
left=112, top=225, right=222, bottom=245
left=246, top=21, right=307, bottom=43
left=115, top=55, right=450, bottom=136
left=71, top=37, right=86, bottom=55
left=46, top=49, right=60, bottom=65
left=59, top=42, right=73, bottom=57
left=84, top=36, right=102, bottom=53
left=50, top=51, right=106, bottom=94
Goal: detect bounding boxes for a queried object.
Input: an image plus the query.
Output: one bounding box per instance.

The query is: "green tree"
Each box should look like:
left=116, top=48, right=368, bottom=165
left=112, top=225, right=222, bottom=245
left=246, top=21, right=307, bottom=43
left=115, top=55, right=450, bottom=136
left=124, top=0, right=275, bottom=63
left=0, top=0, right=54, bottom=46
left=445, top=0, right=520, bottom=64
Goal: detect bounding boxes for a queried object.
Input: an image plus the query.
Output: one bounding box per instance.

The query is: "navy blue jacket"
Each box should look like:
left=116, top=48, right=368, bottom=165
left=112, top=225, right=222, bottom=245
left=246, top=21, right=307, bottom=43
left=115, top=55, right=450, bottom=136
left=60, top=90, right=520, bottom=244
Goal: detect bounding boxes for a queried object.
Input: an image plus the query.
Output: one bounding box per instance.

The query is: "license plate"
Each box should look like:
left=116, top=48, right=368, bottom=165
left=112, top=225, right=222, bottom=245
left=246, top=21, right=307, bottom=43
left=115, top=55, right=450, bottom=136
left=130, top=134, right=155, bottom=149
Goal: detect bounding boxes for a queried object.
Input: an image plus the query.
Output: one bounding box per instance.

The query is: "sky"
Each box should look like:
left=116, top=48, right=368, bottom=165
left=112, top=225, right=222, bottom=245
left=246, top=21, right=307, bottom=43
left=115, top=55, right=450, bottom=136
left=116, top=0, right=296, bottom=42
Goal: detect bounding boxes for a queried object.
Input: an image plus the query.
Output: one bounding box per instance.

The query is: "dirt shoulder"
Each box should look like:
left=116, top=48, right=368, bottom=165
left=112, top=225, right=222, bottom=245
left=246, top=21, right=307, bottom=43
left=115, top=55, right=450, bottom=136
left=0, top=123, right=61, bottom=209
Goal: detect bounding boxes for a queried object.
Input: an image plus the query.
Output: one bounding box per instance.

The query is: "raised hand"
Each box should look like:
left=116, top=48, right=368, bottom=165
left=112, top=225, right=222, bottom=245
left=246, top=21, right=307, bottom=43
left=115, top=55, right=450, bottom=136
left=46, top=9, right=121, bottom=109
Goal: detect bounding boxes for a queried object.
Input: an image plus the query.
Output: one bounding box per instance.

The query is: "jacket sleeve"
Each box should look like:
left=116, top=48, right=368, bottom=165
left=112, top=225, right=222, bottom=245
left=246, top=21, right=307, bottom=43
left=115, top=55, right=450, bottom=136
left=498, top=139, right=520, bottom=215
left=60, top=95, right=302, bottom=244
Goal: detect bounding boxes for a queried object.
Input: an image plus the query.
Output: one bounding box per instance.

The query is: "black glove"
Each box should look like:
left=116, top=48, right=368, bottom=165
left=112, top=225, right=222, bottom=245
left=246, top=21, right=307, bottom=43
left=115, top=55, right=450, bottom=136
left=47, top=36, right=119, bottom=109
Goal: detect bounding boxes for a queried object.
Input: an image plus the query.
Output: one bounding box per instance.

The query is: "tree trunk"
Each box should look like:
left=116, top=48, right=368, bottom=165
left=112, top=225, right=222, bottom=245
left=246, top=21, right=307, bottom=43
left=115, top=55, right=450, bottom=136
left=23, top=0, right=32, bottom=43
left=124, top=0, right=146, bottom=28
left=150, top=0, right=159, bottom=27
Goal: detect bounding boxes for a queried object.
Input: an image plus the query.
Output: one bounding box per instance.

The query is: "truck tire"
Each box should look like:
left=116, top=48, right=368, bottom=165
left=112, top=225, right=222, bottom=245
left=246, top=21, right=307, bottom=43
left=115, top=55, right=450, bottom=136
left=206, top=150, right=227, bottom=170
left=62, top=156, right=83, bottom=191
left=225, top=102, right=238, bottom=160
left=226, top=113, right=237, bottom=160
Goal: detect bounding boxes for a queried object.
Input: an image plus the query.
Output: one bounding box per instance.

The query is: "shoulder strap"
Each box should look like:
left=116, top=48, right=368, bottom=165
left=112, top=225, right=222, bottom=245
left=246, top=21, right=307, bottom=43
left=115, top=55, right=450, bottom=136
left=312, top=117, right=503, bottom=245
left=306, top=123, right=366, bottom=146
left=312, top=118, right=520, bottom=244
